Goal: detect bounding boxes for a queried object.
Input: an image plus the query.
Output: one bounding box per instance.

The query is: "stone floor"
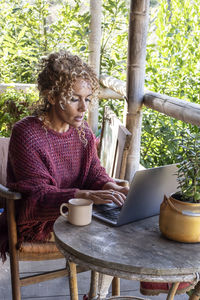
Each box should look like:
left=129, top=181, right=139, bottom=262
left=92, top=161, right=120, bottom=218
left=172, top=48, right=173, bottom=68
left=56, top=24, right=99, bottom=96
left=0, top=258, right=191, bottom=300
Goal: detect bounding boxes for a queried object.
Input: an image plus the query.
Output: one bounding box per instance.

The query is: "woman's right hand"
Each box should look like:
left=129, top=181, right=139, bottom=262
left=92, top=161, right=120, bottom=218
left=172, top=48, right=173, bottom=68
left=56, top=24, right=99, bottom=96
left=75, top=189, right=126, bottom=206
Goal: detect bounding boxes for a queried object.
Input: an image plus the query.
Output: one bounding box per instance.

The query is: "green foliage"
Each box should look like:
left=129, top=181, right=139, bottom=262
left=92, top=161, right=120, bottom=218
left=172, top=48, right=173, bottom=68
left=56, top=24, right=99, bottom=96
left=48, top=0, right=90, bottom=60
left=146, top=0, right=200, bottom=102
left=101, top=0, right=129, bottom=80
left=175, top=126, right=200, bottom=203
left=98, top=0, right=129, bottom=129
left=0, top=0, right=200, bottom=172
left=142, top=0, right=200, bottom=168
left=99, top=98, right=125, bottom=127
left=140, top=108, right=189, bottom=168
left=0, top=0, right=50, bottom=83
left=0, top=88, right=38, bottom=137
left=0, top=0, right=90, bottom=83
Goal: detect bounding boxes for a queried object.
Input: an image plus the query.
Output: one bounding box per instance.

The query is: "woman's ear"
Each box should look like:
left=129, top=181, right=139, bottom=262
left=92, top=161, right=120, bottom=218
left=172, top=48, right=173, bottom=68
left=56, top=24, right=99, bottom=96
left=48, top=95, right=56, bottom=105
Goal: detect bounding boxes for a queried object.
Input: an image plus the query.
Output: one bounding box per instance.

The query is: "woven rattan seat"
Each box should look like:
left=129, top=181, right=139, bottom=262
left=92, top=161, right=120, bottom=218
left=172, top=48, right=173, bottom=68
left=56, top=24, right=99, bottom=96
left=18, top=241, right=64, bottom=261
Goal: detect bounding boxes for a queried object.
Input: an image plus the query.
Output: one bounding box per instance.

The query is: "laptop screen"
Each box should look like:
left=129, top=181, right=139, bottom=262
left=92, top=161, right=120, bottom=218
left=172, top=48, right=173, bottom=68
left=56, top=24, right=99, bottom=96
left=93, top=164, right=178, bottom=226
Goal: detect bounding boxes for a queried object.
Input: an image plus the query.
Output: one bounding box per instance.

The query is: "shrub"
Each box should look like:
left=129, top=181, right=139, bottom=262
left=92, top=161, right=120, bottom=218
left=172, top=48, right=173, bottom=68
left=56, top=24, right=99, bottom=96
left=0, top=88, right=38, bottom=137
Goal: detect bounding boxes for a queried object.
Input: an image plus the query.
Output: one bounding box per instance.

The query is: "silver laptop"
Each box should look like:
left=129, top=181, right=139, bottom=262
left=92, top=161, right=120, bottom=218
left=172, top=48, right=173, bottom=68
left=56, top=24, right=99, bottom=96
left=92, top=164, right=178, bottom=226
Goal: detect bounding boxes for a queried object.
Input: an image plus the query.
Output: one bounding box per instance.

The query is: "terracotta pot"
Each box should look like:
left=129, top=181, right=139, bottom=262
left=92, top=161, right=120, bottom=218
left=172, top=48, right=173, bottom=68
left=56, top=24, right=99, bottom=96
left=159, top=194, right=200, bottom=243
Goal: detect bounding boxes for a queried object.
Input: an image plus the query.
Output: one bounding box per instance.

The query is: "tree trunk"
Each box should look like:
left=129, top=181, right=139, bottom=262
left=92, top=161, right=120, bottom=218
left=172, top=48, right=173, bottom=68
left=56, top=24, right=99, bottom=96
left=125, top=0, right=150, bottom=182
left=88, top=0, right=102, bottom=134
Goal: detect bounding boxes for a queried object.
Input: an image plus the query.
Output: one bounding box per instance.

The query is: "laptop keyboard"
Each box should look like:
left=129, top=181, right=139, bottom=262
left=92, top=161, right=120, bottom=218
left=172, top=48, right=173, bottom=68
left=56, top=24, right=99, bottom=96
left=93, top=205, right=122, bottom=222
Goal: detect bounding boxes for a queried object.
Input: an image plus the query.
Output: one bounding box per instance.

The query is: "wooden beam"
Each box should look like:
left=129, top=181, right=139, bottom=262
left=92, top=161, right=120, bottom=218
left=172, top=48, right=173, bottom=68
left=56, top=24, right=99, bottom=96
left=100, top=75, right=126, bottom=97
left=0, top=83, right=36, bottom=93
left=99, top=86, right=123, bottom=99
left=144, top=91, right=200, bottom=126
left=20, top=266, right=88, bottom=286
left=0, top=83, right=123, bottom=100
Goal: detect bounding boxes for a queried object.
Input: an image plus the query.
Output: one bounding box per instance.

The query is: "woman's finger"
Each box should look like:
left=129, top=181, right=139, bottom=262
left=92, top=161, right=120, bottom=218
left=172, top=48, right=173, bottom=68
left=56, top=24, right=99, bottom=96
left=110, top=190, right=125, bottom=206
left=88, top=192, right=112, bottom=205
left=86, top=190, right=127, bottom=206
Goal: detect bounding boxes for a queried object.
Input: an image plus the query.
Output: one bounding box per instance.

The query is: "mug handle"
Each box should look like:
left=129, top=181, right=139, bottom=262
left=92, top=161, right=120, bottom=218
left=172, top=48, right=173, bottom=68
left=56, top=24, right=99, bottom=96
left=60, top=203, right=69, bottom=217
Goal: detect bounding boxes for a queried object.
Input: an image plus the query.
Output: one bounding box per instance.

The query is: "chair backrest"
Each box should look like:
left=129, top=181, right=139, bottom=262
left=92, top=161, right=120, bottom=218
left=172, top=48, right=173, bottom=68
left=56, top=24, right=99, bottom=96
left=0, top=137, right=9, bottom=208
left=99, top=107, right=131, bottom=179
left=0, top=137, right=9, bottom=185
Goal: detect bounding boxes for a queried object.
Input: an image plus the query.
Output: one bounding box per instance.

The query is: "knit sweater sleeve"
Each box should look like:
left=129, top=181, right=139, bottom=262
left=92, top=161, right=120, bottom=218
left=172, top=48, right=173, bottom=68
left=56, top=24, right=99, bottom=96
left=7, top=121, right=78, bottom=220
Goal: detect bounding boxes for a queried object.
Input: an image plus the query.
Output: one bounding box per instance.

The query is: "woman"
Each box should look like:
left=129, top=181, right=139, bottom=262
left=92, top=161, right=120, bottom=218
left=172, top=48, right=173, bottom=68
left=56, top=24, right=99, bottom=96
left=0, top=50, right=128, bottom=261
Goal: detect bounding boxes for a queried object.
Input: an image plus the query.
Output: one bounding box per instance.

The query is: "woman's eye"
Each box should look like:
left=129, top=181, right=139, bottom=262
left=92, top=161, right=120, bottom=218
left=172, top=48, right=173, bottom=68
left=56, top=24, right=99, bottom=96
left=70, top=97, right=91, bottom=103
left=70, top=97, right=79, bottom=103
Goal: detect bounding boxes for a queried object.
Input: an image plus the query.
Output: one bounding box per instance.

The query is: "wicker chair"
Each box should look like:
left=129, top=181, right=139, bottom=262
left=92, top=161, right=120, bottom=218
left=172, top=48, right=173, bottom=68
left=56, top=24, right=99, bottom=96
left=0, top=137, right=89, bottom=300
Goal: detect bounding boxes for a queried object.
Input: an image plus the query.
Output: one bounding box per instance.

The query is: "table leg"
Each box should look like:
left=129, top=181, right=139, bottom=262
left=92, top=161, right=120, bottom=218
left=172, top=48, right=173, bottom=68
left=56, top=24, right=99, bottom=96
left=166, top=282, right=179, bottom=300
left=112, top=277, right=120, bottom=296
left=97, top=273, right=114, bottom=299
left=68, top=261, right=79, bottom=300
left=88, top=271, right=99, bottom=299
left=189, top=281, right=200, bottom=300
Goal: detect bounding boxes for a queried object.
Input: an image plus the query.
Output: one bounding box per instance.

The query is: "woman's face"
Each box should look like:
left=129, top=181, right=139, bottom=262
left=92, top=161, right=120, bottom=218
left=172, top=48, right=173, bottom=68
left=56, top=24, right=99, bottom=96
left=49, top=78, right=92, bottom=131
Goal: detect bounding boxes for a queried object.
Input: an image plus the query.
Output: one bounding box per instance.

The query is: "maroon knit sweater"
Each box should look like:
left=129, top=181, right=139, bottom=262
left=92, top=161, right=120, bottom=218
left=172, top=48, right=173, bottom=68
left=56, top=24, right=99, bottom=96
left=0, top=116, right=113, bottom=261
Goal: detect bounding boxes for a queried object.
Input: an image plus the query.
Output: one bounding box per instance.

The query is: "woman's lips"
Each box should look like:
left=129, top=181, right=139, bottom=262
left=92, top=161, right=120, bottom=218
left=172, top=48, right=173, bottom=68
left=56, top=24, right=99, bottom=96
left=74, top=116, right=84, bottom=122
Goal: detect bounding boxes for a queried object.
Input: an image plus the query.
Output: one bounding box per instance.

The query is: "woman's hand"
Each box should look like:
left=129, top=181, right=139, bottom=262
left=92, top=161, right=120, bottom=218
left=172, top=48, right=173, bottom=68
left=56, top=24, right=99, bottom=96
left=75, top=188, right=126, bottom=206
left=102, top=181, right=129, bottom=196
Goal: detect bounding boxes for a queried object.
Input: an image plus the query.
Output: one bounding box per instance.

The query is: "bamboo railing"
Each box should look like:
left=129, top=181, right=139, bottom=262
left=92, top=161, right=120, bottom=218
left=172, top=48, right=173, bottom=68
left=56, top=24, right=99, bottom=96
left=1, top=80, right=200, bottom=128
left=99, top=75, right=200, bottom=127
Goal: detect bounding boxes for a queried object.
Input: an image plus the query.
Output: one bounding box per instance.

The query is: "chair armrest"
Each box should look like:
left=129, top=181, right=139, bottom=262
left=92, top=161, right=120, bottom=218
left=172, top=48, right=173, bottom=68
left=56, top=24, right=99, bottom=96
left=0, top=184, right=21, bottom=200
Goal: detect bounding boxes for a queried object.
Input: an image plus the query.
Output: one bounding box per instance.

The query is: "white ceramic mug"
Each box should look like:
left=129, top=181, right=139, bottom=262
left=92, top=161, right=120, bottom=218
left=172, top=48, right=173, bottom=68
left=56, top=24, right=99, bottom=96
left=60, top=198, right=93, bottom=226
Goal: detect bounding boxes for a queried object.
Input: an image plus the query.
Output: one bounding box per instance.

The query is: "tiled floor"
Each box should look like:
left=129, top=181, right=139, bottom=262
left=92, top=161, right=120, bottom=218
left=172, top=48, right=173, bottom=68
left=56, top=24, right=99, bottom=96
left=0, top=258, right=191, bottom=300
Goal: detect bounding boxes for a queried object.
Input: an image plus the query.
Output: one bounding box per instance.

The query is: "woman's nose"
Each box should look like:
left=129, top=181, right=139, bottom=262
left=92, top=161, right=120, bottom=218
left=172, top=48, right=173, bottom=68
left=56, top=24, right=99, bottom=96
left=79, top=100, right=87, bottom=111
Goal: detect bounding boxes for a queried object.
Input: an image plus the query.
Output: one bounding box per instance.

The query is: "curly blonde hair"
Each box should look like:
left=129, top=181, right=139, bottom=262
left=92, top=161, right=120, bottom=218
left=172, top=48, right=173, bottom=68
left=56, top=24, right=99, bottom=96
left=35, top=50, right=99, bottom=115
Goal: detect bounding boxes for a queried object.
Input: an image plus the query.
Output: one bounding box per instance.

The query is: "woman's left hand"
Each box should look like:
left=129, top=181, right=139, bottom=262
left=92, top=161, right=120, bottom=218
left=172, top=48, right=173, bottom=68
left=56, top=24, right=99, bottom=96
left=75, top=188, right=126, bottom=206
left=75, top=181, right=129, bottom=207
left=102, top=181, right=129, bottom=196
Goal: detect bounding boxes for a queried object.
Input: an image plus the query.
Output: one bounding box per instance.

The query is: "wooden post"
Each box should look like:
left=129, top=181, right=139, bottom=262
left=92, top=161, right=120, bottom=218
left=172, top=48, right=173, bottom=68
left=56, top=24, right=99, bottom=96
left=125, top=0, right=150, bottom=182
left=112, top=277, right=120, bottom=296
left=88, top=0, right=102, bottom=134
left=166, top=282, right=179, bottom=300
left=68, top=261, right=79, bottom=300
left=88, top=271, right=99, bottom=299
left=7, top=199, right=21, bottom=300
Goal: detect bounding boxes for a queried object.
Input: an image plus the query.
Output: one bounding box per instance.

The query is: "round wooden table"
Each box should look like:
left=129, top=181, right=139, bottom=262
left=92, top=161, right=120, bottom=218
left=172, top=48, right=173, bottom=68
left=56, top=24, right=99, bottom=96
left=54, top=215, right=200, bottom=300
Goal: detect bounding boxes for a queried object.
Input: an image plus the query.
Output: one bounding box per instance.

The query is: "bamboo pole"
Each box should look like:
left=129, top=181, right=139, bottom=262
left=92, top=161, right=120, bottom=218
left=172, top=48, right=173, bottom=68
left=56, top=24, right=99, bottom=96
left=99, top=86, right=123, bottom=100
left=0, top=83, right=122, bottom=100
left=100, top=75, right=126, bottom=97
left=0, top=83, right=36, bottom=94
left=144, top=91, right=200, bottom=127
left=125, top=0, right=150, bottom=182
left=87, top=0, right=102, bottom=134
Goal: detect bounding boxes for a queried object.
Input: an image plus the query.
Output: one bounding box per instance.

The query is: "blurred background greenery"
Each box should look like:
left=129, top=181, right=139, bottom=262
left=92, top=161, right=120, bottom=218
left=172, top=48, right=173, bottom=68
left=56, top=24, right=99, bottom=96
left=0, top=0, right=199, bottom=168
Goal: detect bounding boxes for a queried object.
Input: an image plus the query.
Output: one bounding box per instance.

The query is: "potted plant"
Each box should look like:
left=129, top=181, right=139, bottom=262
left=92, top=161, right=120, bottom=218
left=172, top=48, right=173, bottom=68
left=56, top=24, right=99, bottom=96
left=159, top=126, right=200, bottom=243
